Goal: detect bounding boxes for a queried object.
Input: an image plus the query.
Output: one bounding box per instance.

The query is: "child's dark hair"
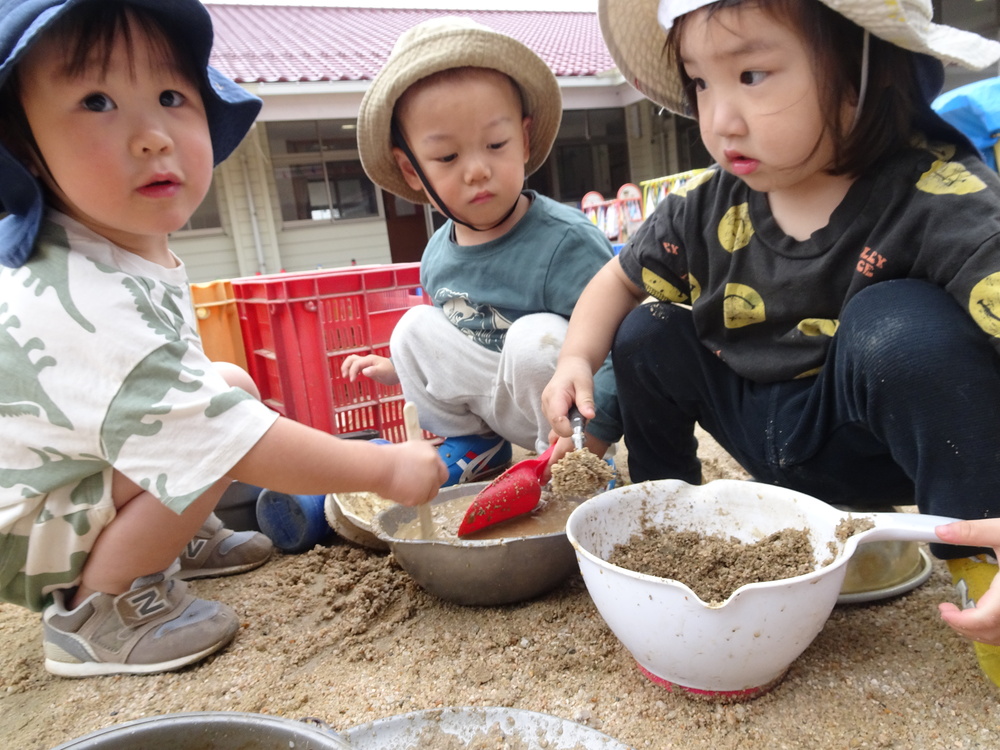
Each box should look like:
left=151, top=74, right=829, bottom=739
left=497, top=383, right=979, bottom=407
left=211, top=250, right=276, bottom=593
left=0, top=2, right=202, bottom=170
left=666, top=0, right=925, bottom=177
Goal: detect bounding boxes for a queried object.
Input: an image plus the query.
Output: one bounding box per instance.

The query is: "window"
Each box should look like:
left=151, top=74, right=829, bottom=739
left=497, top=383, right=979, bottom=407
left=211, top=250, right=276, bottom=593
left=267, top=120, right=378, bottom=224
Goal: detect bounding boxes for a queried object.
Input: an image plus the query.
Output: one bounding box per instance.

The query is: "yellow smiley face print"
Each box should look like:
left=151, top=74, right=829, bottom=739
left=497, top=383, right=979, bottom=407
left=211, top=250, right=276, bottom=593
left=718, top=204, right=754, bottom=254
left=723, top=283, right=765, bottom=328
left=969, top=273, right=1000, bottom=337
left=917, top=160, right=987, bottom=196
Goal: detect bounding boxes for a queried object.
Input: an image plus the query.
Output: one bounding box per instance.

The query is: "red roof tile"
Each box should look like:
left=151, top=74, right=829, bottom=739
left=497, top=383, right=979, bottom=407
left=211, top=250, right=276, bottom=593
left=206, top=5, right=615, bottom=83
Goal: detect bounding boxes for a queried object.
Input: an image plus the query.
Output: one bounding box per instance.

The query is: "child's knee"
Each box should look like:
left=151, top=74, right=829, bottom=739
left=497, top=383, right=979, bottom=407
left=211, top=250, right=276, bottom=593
left=839, top=280, right=979, bottom=368
left=506, top=313, right=566, bottom=351
left=388, top=304, right=440, bottom=351
left=503, top=314, right=565, bottom=372
left=613, top=302, right=688, bottom=360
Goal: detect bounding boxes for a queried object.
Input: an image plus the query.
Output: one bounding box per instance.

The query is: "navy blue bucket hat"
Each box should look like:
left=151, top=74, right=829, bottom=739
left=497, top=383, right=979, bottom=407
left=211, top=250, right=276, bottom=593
left=0, top=0, right=262, bottom=268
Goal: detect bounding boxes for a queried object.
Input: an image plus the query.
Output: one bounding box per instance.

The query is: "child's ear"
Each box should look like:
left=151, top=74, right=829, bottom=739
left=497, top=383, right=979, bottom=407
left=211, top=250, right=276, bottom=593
left=392, top=147, right=426, bottom=193
left=521, top=115, right=533, bottom=165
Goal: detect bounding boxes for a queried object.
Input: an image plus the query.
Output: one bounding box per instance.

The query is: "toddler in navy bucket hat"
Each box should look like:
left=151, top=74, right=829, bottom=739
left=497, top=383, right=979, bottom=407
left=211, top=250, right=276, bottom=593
left=0, top=0, right=261, bottom=268
left=0, top=0, right=448, bottom=678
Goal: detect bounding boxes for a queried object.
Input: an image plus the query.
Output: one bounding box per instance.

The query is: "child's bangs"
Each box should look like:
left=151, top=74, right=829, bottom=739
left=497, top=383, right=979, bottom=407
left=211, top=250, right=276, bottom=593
left=46, top=3, right=200, bottom=85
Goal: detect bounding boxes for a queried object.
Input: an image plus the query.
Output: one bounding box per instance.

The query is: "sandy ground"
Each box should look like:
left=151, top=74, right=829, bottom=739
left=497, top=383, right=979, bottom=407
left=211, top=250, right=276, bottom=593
left=2, top=431, right=999, bottom=749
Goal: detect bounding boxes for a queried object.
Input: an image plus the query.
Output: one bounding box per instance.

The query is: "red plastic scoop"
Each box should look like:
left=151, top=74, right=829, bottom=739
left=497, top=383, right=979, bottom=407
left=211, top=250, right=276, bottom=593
left=457, top=442, right=557, bottom=537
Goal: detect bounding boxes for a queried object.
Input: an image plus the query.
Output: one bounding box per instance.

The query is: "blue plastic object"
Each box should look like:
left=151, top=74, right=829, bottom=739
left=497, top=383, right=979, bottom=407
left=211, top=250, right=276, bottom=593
left=255, top=491, right=331, bottom=553
left=932, top=76, right=1000, bottom=171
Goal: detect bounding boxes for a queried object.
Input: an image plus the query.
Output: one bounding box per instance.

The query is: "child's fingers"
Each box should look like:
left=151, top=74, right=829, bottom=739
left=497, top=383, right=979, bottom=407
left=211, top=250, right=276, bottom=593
left=572, top=394, right=597, bottom=420
left=549, top=396, right=579, bottom=437
left=542, top=380, right=575, bottom=432
left=935, top=518, right=1000, bottom=551
left=939, top=602, right=1000, bottom=646
left=383, top=443, right=446, bottom=506
left=341, top=354, right=366, bottom=380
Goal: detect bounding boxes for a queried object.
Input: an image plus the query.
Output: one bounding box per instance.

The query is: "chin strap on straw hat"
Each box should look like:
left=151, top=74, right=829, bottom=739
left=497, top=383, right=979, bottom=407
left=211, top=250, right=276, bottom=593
left=389, top=120, right=522, bottom=233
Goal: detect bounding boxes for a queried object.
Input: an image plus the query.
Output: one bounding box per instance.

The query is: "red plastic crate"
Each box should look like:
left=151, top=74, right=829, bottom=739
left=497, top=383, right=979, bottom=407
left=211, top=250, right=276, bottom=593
left=231, top=263, right=430, bottom=440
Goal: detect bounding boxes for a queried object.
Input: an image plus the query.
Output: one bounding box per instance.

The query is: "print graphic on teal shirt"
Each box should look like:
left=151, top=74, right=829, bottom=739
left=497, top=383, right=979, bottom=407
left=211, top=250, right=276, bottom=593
left=438, top=287, right=513, bottom=352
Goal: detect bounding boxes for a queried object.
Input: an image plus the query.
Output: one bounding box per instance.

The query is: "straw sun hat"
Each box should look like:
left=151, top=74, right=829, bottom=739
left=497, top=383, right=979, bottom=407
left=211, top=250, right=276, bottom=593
left=357, top=16, right=562, bottom=204
left=599, top=0, right=1000, bottom=116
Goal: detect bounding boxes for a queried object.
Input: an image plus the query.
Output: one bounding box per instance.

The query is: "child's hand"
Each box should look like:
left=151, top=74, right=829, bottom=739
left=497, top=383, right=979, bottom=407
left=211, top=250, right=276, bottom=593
left=542, top=356, right=596, bottom=438
left=341, top=353, right=399, bottom=385
left=378, top=440, right=448, bottom=506
left=936, top=519, right=1000, bottom=646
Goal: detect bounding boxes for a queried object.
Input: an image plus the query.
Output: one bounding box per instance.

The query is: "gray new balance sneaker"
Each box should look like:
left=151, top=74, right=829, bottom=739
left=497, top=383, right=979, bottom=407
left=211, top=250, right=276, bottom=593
left=42, top=573, right=239, bottom=677
left=176, top=512, right=273, bottom=580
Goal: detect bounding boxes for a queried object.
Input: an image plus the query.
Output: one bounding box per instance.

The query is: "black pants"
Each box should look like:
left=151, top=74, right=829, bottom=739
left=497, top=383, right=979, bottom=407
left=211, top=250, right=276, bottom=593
left=613, top=280, right=999, bottom=559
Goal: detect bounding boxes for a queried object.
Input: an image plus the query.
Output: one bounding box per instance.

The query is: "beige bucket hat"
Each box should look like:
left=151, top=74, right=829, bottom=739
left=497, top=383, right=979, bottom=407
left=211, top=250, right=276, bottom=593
left=599, top=0, right=1000, bottom=116
left=357, top=16, right=562, bottom=204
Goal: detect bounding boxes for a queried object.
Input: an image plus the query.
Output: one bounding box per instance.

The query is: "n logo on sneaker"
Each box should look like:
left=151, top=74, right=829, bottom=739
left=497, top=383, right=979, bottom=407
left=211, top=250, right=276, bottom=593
left=185, top=538, right=207, bottom=560
left=126, top=587, right=170, bottom=617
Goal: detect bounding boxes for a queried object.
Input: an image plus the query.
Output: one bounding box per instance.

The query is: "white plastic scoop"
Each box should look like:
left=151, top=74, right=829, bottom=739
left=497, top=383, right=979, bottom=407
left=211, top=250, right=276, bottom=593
left=566, top=479, right=958, bottom=701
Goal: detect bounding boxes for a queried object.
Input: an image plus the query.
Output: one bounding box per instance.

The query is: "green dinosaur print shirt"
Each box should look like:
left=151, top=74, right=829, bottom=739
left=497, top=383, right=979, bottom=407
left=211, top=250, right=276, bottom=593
left=0, top=212, right=278, bottom=611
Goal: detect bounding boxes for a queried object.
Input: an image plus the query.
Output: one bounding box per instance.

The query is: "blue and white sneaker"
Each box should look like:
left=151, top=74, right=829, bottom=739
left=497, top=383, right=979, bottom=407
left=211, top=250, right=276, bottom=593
left=438, top=434, right=512, bottom=486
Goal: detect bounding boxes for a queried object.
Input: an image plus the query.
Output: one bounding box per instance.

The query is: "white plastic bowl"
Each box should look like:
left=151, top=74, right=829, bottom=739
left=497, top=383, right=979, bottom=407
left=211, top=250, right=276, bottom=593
left=566, top=479, right=955, bottom=701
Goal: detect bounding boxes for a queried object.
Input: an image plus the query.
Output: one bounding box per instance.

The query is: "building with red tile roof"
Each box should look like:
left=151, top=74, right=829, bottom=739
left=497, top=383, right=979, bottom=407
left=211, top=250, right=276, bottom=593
left=207, top=6, right=616, bottom=83
left=172, top=5, right=696, bottom=281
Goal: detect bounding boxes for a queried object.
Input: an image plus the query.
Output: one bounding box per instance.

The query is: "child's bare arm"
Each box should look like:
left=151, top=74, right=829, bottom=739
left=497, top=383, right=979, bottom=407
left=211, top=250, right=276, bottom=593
left=229, top=416, right=446, bottom=506
left=543, top=257, right=644, bottom=437
left=341, top=353, right=399, bottom=385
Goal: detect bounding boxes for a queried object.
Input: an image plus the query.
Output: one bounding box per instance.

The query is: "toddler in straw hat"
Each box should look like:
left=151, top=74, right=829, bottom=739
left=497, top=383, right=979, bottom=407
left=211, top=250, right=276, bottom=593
left=0, top=0, right=446, bottom=678
left=343, top=17, right=622, bottom=485
left=542, top=0, right=1000, bottom=687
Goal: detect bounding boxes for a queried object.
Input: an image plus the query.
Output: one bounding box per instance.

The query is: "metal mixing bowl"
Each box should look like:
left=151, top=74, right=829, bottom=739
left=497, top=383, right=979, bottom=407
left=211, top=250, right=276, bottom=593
left=839, top=539, right=933, bottom=603
left=325, top=492, right=391, bottom=551
left=833, top=504, right=933, bottom=603
left=371, top=482, right=579, bottom=606
left=51, top=712, right=349, bottom=749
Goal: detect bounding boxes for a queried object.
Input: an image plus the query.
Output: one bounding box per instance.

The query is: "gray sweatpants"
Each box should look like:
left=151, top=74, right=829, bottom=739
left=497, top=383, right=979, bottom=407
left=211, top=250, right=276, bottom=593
left=389, top=305, right=565, bottom=453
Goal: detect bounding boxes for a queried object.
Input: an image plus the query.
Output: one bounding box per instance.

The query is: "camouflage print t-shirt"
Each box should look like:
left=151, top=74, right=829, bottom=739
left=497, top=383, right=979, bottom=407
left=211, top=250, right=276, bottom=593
left=0, top=212, right=279, bottom=611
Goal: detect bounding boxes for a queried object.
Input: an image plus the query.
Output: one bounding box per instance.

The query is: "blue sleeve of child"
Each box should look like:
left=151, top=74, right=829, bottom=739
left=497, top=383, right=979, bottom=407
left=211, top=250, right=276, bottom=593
left=590, top=356, right=623, bottom=445
left=536, top=216, right=621, bottom=442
